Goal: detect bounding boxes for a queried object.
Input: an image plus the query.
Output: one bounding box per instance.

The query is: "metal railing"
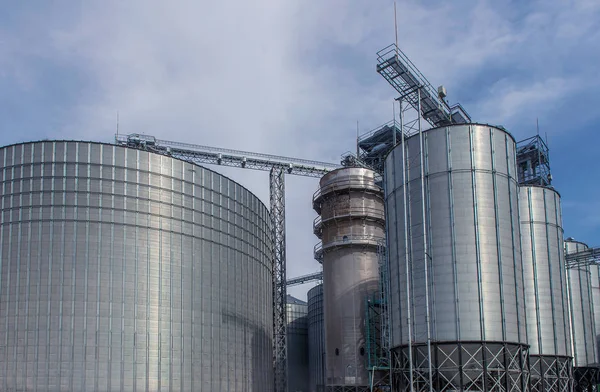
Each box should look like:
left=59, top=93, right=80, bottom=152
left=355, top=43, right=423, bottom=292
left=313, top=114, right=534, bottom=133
left=313, top=206, right=386, bottom=237
left=314, top=235, right=384, bottom=262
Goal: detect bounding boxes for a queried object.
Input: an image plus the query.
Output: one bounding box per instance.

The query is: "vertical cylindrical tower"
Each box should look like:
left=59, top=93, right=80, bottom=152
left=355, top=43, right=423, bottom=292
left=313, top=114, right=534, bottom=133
left=520, top=185, right=572, bottom=391
left=589, top=264, right=600, bottom=362
left=0, top=141, right=274, bottom=392
left=287, top=295, right=309, bottom=392
left=312, top=168, right=385, bottom=389
left=385, top=124, right=529, bottom=391
left=308, top=284, right=325, bottom=392
left=565, top=239, right=600, bottom=390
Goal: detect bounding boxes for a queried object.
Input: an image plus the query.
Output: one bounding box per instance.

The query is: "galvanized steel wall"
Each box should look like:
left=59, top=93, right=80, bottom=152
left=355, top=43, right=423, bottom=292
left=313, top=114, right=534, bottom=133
left=590, top=264, right=600, bottom=361
left=313, top=167, right=385, bottom=389
left=287, top=295, right=309, bottom=392
left=520, top=185, right=572, bottom=391
left=385, top=124, right=528, bottom=391
left=520, top=186, right=571, bottom=356
left=385, top=123, right=526, bottom=346
left=566, top=239, right=597, bottom=367
left=308, top=284, right=324, bottom=392
left=0, top=141, right=273, bottom=391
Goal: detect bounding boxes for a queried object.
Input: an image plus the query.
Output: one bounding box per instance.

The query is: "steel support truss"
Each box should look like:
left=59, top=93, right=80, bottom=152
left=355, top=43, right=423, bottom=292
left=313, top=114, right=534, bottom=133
left=271, top=168, right=287, bottom=392
left=391, top=342, right=530, bottom=392
left=286, top=271, right=323, bottom=287
left=573, top=366, right=600, bottom=392
left=529, top=355, right=572, bottom=392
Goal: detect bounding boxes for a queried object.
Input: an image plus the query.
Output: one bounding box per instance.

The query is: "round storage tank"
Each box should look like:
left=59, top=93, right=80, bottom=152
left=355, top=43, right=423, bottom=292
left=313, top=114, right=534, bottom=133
left=308, top=284, right=324, bottom=392
left=385, top=124, right=528, bottom=391
left=589, top=263, right=600, bottom=362
left=312, top=167, right=385, bottom=389
left=520, top=185, right=572, bottom=391
left=565, top=239, right=597, bottom=367
left=287, top=295, right=309, bottom=392
left=0, top=141, right=273, bottom=392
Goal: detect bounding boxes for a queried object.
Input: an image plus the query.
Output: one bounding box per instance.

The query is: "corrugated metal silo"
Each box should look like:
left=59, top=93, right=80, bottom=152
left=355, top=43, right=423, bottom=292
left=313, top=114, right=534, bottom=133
left=385, top=124, right=529, bottom=391
left=312, top=167, right=385, bottom=389
left=589, top=264, right=600, bottom=361
left=565, top=239, right=600, bottom=389
left=287, top=295, right=309, bottom=392
left=520, top=185, right=572, bottom=391
left=0, top=141, right=274, bottom=392
left=308, top=284, right=325, bottom=392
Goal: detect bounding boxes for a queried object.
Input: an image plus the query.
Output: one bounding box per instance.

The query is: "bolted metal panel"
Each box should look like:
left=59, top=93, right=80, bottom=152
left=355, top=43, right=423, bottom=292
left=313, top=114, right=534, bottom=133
left=565, top=239, right=597, bottom=368
left=0, top=141, right=274, bottom=392
left=520, top=185, right=571, bottom=357
left=385, top=124, right=529, bottom=391
left=287, top=295, right=309, bottom=392
left=313, top=168, right=385, bottom=389
left=308, top=284, right=325, bottom=392
left=520, top=185, right=573, bottom=391
left=590, top=262, right=600, bottom=362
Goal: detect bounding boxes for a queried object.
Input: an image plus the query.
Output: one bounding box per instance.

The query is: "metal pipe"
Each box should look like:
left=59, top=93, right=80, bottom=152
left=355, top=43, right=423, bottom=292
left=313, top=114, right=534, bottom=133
left=400, top=99, right=414, bottom=392
left=417, top=88, right=434, bottom=392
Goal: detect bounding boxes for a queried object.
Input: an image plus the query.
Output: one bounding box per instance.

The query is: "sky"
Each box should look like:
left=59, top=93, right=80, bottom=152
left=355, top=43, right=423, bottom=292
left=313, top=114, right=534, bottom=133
left=1, top=0, right=599, bottom=301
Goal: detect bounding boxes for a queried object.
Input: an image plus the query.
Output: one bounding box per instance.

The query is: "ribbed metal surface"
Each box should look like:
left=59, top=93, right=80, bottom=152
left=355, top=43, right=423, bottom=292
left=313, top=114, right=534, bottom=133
left=520, top=185, right=572, bottom=391
left=520, top=186, right=571, bottom=355
left=590, top=263, right=600, bottom=361
left=313, top=168, right=385, bottom=388
left=287, top=295, right=309, bottom=392
left=566, top=239, right=597, bottom=367
left=308, top=284, right=324, bottom=392
left=0, top=141, right=273, bottom=392
left=385, top=124, right=528, bottom=391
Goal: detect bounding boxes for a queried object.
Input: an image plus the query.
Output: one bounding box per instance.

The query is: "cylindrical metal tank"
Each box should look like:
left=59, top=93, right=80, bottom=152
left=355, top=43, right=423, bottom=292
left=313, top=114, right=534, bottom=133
left=0, top=141, right=273, bottom=392
left=566, top=239, right=596, bottom=368
left=520, top=185, right=572, bottom=391
left=589, top=263, right=600, bottom=362
left=287, top=295, right=309, bottom=392
left=308, top=284, right=325, bottom=392
left=312, top=167, right=385, bottom=389
left=385, top=124, right=529, bottom=391
left=565, top=238, right=600, bottom=390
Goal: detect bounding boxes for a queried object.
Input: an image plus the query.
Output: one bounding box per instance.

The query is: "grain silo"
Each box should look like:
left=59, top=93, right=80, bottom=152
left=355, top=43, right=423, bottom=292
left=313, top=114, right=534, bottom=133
left=308, top=284, right=325, bottom=392
left=287, top=295, right=309, bottom=392
left=590, top=263, right=600, bottom=361
left=565, top=238, right=600, bottom=390
left=384, top=124, right=528, bottom=391
left=312, top=167, right=385, bottom=390
left=0, top=141, right=273, bottom=392
left=520, top=185, right=572, bottom=391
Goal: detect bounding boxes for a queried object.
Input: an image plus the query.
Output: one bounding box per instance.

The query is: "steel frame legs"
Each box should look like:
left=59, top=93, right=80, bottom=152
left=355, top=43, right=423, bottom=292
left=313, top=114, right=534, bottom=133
left=271, top=168, right=287, bottom=392
left=529, top=355, right=572, bottom=392
left=573, top=366, right=600, bottom=392
left=392, top=342, right=530, bottom=392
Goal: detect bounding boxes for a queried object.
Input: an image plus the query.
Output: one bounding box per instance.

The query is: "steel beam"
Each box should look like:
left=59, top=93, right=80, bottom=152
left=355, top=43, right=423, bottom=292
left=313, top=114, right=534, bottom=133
left=271, top=168, right=287, bottom=392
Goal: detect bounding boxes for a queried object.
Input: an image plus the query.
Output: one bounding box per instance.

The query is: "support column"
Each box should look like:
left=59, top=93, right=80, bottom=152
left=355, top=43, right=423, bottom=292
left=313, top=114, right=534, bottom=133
left=271, top=168, right=287, bottom=392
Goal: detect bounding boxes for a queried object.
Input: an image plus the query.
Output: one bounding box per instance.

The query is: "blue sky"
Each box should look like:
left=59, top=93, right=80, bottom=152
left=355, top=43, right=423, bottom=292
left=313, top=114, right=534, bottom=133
left=1, top=0, right=599, bottom=299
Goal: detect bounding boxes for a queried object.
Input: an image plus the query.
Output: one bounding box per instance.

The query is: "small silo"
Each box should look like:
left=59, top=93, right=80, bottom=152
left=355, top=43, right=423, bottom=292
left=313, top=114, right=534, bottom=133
left=312, top=167, right=385, bottom=389
left=308, top=284, right=325, bottom=392
left=0, top=141, right=274, bottom=392
left=520, top=185, right=572, bottom=391
left=589, top=263, right=600, bottom=361
left=385, top=124, right=529, bottom=391
left=565, top=238, right=600, bottom=389
left=287, top=295, right=309, bottom=392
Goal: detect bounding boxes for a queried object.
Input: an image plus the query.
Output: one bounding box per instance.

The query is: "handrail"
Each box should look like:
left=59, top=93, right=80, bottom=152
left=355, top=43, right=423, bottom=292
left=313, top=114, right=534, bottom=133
left=313, top=206, right=386, bottom=229
left=314, top=235, right=384, bottom=261
left=313, top=178, right=382, bottom=205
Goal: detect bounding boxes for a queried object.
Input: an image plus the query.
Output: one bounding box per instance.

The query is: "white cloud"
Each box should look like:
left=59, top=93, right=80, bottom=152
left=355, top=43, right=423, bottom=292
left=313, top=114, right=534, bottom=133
left=2, top=0, right=600, bottom=299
